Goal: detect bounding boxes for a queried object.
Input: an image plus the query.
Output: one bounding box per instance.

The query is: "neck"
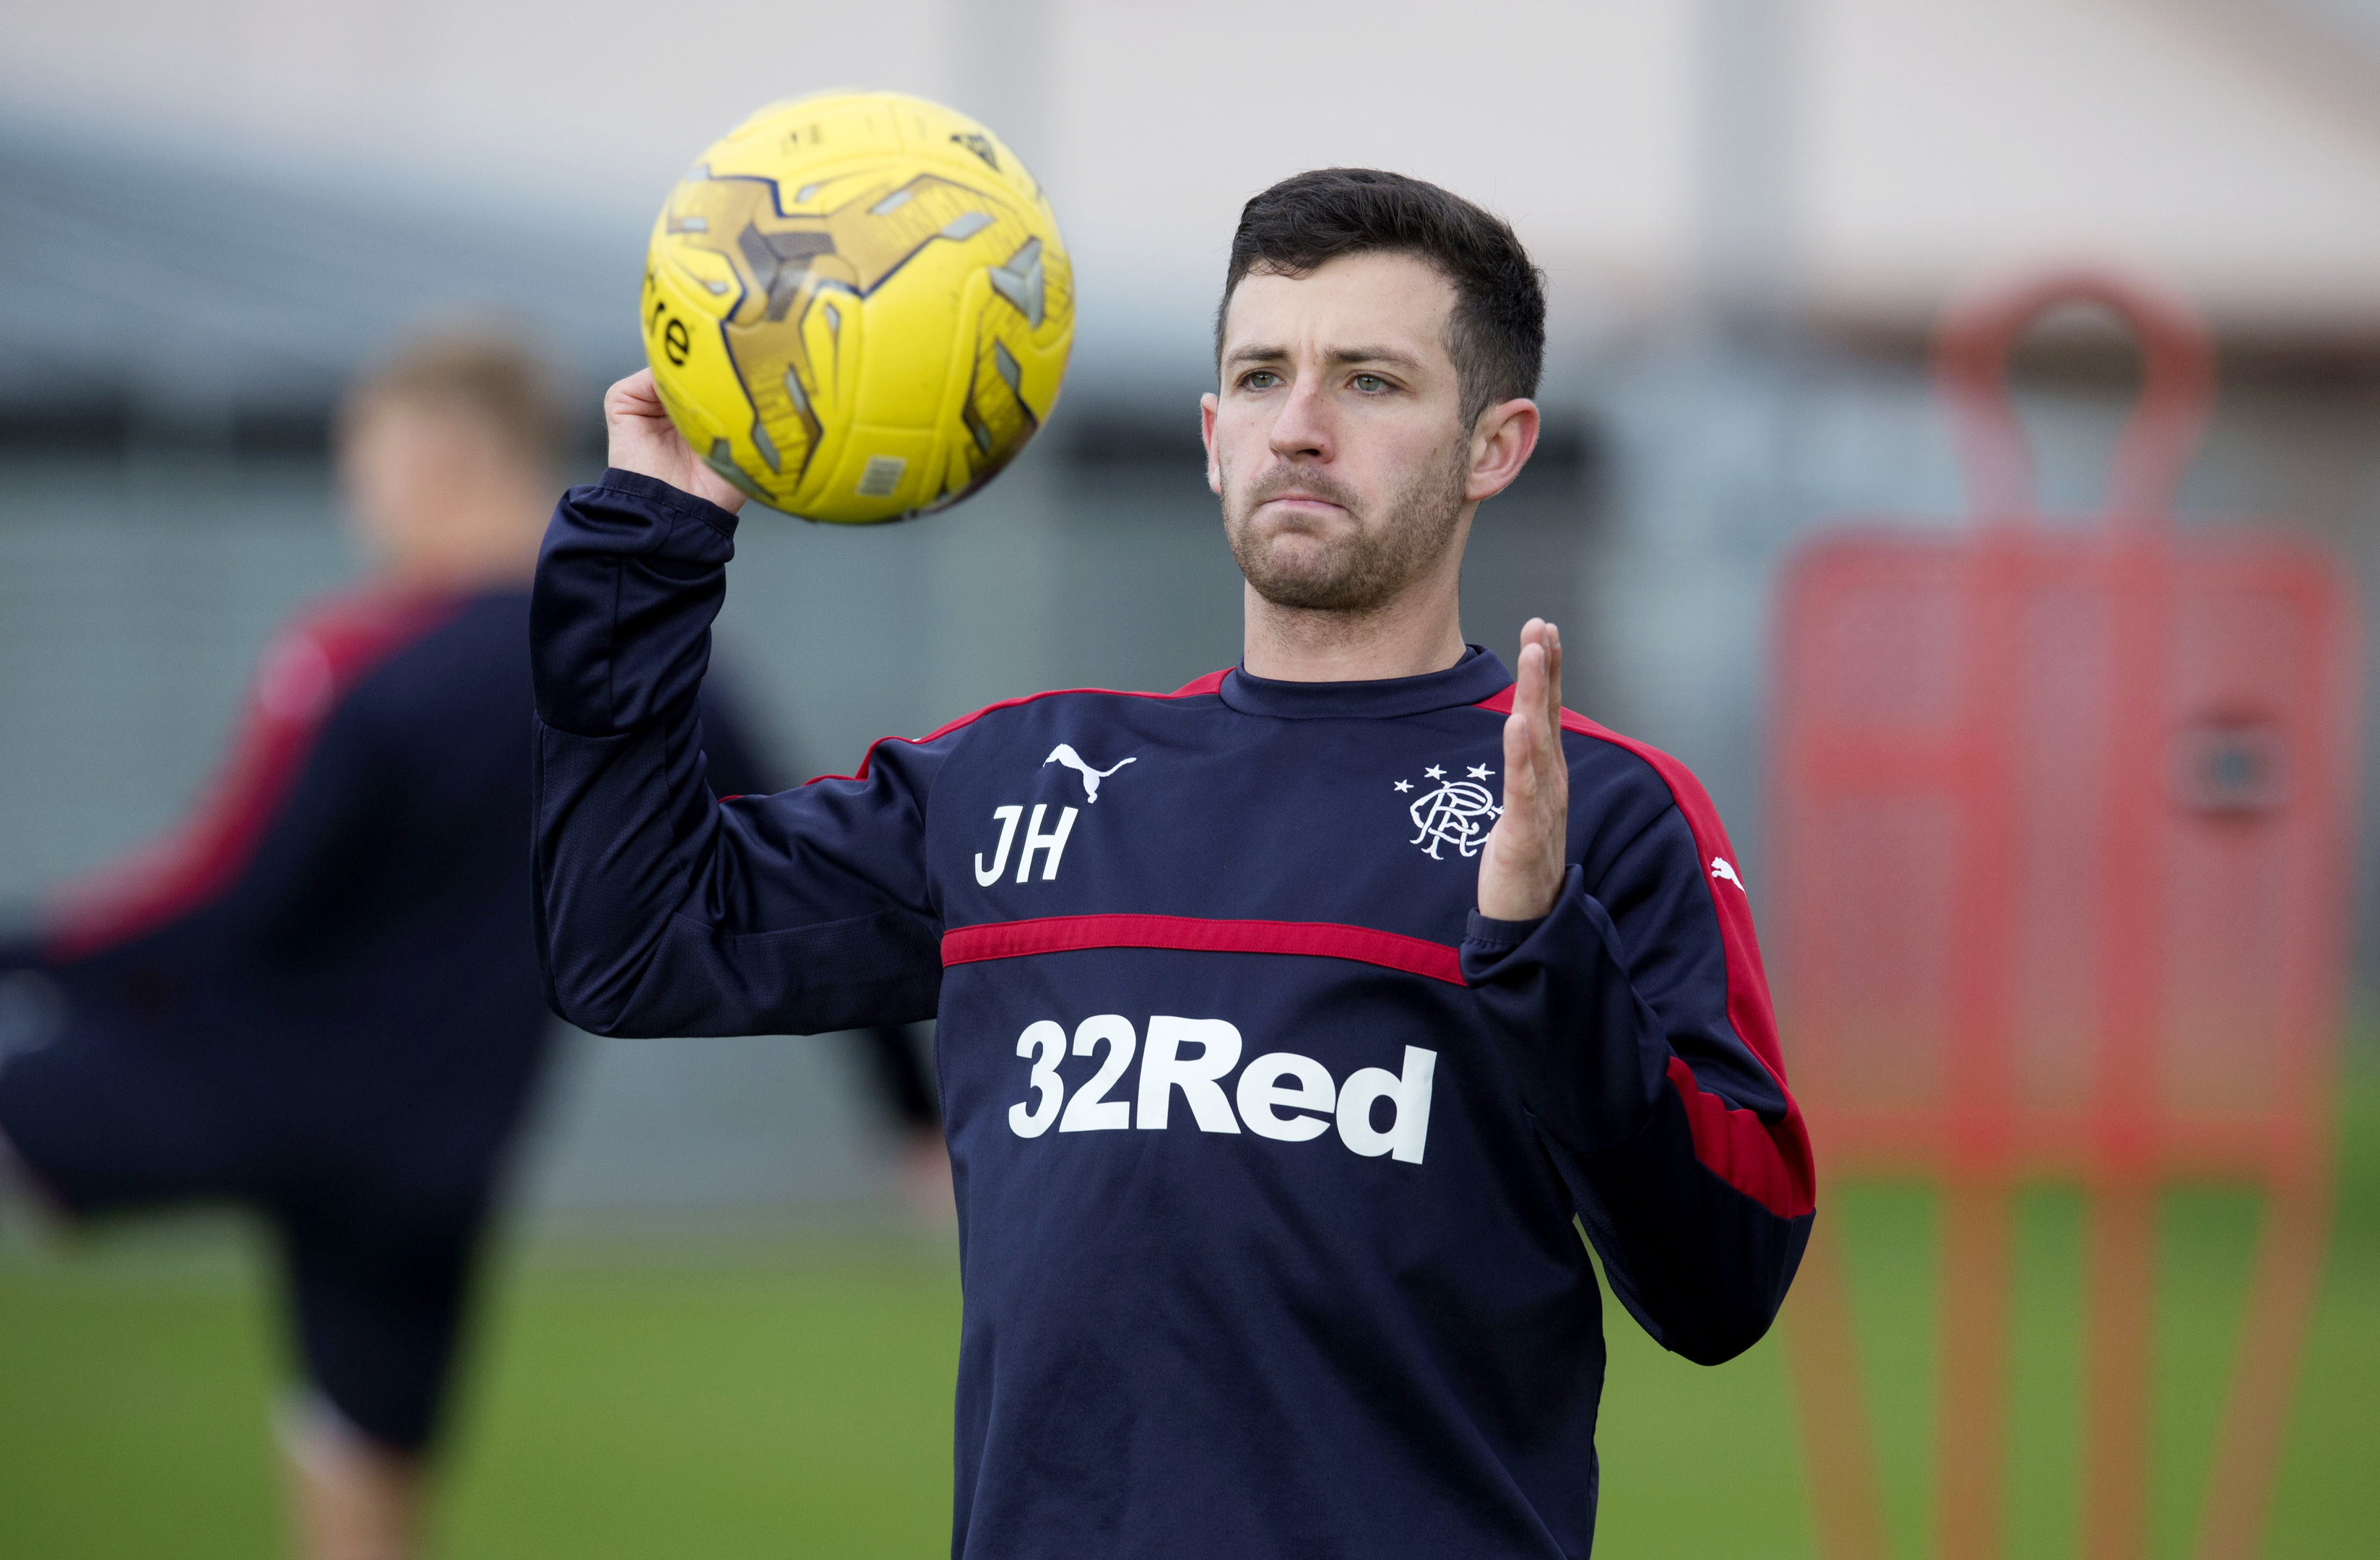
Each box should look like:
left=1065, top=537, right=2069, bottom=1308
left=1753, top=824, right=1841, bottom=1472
left=1240, top=544, right=1468, bottom=684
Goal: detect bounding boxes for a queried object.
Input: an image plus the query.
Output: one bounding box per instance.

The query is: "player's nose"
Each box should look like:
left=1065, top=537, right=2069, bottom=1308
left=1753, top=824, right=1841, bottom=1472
left=1268, top=370, right=1333, bottom=462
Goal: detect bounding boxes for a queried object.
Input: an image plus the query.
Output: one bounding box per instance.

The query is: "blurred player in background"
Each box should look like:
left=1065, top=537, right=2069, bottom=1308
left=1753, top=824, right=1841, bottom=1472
left=0, top=335, right=568, bottom=1560
left=0, top=334, right=943, bottom=1559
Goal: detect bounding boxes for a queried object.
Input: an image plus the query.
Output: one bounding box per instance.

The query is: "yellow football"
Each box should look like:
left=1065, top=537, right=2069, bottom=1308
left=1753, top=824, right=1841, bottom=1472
left=639, top=91, right=1073, bottom=523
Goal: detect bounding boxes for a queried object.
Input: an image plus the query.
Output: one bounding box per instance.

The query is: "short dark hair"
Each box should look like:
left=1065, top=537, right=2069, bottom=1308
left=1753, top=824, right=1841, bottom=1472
left=1216, top=169, right=1546, bottom=427
left=344, top=331, right=565, bottom=469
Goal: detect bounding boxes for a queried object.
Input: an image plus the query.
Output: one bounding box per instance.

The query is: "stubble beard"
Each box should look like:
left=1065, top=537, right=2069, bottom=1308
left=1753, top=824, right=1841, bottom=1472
left=1223, top=445, right=1471, bottom=615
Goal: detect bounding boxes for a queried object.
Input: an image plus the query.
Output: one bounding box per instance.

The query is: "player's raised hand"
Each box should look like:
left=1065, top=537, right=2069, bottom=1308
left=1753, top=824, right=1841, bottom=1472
left=1478, top=619, right=1568, bottom=923
left=602, top=368, right=749, bottom=514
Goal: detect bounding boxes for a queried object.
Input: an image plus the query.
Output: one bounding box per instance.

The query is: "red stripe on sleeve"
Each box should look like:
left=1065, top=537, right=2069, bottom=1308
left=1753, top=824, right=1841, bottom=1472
left=1665, top=1055, right=1812, bottom=1220
left=1478, top=687, right=1817, bottom=1218
left=943, top=913, right=1466, bottom=984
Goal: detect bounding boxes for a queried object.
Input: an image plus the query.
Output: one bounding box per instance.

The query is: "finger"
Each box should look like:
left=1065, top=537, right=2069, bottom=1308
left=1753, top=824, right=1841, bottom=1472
left=1542, top=628, right=1567, bottom=791
left=1536, top=628, right=1567, bottom=852
left=1541, top=620, right=1563, bottom=732
left=1521, top=618, right=1561, bottom=745
left=1513, top=621, right=1546, bottom=734
left=1502, top=704, right=1533, bottom=821
left=1528, top=680, right=1560, bottom=825
left=1503, top=641, right=1543, bottom=808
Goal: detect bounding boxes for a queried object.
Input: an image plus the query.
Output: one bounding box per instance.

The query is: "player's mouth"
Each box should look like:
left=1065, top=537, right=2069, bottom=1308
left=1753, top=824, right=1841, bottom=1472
left=1256, top=492, right=1351, bottom=521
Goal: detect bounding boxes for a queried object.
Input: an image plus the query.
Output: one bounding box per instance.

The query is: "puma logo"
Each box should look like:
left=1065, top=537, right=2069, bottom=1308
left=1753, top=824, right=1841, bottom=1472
left=1710, top=857, right=1744, bottom=890
left=1044, top=744, right=1135, bottom=803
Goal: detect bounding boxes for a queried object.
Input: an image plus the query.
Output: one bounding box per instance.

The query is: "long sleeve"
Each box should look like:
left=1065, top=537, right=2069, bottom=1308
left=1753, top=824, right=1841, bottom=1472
left=530, top=469, right=947, bottom=1039
left=689, top=672, right=784, bottom=801
left=1461, top=800, right=1815, bottom=1366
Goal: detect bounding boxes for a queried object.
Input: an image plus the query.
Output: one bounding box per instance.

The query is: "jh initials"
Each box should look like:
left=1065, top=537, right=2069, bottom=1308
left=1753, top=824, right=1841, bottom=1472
left=975, top=804, right=1078, bottom=885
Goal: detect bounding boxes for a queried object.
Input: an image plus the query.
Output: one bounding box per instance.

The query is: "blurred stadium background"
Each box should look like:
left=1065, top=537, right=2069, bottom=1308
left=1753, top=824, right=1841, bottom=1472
left=2, top=0, right=2377, bottom=1554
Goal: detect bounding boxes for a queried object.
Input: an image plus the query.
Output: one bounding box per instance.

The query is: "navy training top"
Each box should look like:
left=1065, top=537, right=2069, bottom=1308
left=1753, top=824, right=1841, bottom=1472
left=531, top=470, right=1817, bottom=1559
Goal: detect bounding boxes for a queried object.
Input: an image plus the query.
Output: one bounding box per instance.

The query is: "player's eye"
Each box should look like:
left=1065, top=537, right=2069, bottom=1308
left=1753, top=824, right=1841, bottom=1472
left=1351, top=373, right=1390, bottom=394
left=1241, top=370, right=1281, bottom=391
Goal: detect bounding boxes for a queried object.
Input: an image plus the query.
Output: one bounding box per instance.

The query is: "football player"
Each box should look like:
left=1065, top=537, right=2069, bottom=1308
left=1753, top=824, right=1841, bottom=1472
left=530, top=170, right=1814, bottom=1556
left=0, top=335, right=943, bottom=1559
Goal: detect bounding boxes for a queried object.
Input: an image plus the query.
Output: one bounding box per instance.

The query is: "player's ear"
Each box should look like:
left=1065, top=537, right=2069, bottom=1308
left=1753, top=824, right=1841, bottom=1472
left=1465, top=398, right=1539, bottom=504
left=1200, top=392, right=1223, bottom=495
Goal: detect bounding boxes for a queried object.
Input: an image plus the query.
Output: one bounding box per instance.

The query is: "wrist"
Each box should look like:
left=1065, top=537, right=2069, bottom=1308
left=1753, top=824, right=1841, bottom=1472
left=1464, top=908, right=1546, bottom=950
left=1476, top=867, right=1562, bottom=922
left=602, top=445, right=748, bottom=516
left=592, top=468, right=743, bottom=540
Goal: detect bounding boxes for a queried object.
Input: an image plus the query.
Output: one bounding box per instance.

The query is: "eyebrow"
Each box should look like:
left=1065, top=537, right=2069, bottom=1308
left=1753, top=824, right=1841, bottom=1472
left=1223, top=344, right=1427, bottom=373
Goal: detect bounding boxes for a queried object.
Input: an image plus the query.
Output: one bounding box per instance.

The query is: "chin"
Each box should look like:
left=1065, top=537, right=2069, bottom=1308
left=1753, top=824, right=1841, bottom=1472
left=1228, top=500, right=1403, bottom=612
left=1254, top=530, right=1339, bottom=572
left=1236, top=532, right=1332, bottom=586
left=1245, top=555, right=1381, bottom=613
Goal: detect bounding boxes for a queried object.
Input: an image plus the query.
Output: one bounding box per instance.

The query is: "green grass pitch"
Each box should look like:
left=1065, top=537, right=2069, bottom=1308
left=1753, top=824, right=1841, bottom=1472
left=2, top=1078, right=2372, bottom=1557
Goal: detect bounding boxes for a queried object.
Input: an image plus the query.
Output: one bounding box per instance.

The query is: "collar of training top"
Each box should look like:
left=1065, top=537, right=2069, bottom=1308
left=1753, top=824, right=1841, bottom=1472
left=1218, top=644, right=1513, bottom=721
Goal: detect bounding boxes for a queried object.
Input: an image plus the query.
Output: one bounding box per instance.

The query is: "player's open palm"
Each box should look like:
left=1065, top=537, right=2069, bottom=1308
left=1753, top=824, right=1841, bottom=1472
left=1478, top=619, right=1568, bottom=923
left=604, top=368, right=749, bottom=514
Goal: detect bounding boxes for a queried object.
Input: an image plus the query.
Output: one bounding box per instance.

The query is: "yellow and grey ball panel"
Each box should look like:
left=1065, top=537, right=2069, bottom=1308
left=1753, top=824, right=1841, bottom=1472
left=641, top=90, right=1071, bottom=523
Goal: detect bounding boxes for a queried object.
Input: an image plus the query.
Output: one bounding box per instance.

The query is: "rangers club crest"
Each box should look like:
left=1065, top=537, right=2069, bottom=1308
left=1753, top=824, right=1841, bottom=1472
left=1394, top=763, right=1502, bottom=859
